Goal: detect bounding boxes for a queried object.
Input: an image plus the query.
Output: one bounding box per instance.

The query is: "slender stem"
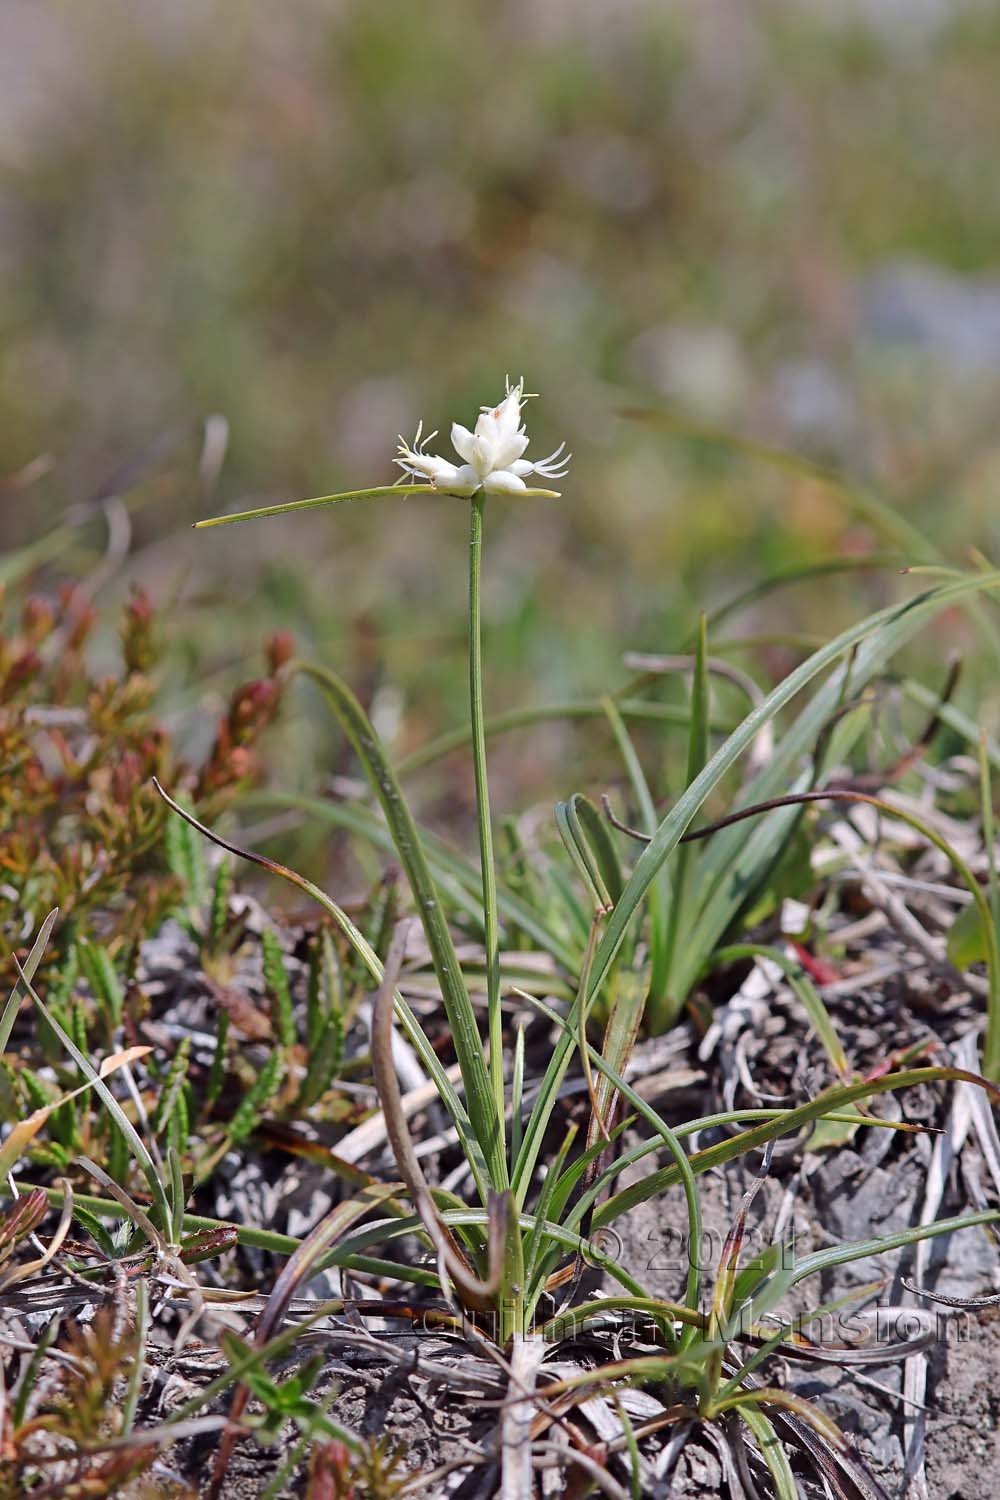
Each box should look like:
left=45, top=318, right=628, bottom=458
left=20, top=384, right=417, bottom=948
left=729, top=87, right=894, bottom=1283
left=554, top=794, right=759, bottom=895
left=469, top=491, right=504, bottom=1130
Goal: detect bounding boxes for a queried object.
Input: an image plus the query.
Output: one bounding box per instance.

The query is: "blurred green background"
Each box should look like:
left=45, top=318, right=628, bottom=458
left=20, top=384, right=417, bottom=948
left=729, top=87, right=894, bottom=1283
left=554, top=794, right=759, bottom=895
left=4, top=0, right=1000, bottom=801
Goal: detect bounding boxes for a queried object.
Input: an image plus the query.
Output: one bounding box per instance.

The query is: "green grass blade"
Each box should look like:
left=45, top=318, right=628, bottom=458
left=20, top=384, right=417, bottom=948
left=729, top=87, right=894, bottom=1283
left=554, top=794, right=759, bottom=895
left=537, top=1114, right=635, bottom=1239
left=168, top=1144, right=187, bottom=1245
left=718, top=1280, right=884, bottom=1404
left=520, top=991, right=704, bottom=1322
left=602, top=696, right=670, bottom=1009
left=537, top=1295, right=700, bottom=1341
left=510, top=1024, right=526, bottom=1166
left=522, top=1125, right=576, bottom=1299
left=596, top=1064, right=1000, bottom=1226
left=902, top=679, right=1000, bottom=769
left=579, top=1105, right=923, bottom=1218
left=652, top=611, right=711, bottom=1029
left=692, top=785, right=1000, bottom=1077
left=736, top=1406, right=797, bottom=1500
left=325, top=1208, right=655, bottom=1305
left=195, top=487, right=450, bottom=528
left=584, top=969, right=646, bottom=1222
left=297, top=662, right=506, bottom=1191
left=0, top=908, right=59, bottom=1053
left=555, top=793, right=620, bottom=915
left=195, top=484, right=559, bottom=529
left=741, top=1208, right=1000, bottom=1336
left=17, top=970, right=172, bottom=1233
left=663, top=700, right=871, bottom=1010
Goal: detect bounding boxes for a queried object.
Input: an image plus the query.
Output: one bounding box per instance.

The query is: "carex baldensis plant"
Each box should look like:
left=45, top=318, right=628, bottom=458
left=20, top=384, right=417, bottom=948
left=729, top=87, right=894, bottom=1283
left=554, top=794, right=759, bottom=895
left=188, top=380, right=570, bottom=1341
left=177, top=377, right=1000, bottom=1430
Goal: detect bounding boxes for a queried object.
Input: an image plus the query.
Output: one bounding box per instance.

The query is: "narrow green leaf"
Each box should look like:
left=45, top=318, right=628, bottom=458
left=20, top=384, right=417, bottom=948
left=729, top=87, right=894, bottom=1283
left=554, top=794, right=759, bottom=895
left=195, top=484, right=561, bottom=530
left=205, top=1009, right=229, bottom=1114
left=948, top=901, right=987, bottom=969
left=596, top=1065, right=1000, bottom=1226
left=522, top=1125, right=576, bottom=1294
left=589, top=969, right=646, bottom=1158
left=228, top=1051, right=283, bottom=1145
left=510, top=1023, right=526, bottom=1166
left=742, top=1208, right=1000, bottom=1336
left=11, top=1315, right=60, bottom=1429
left=737, top=1406, right=797, bottom=1500
left=0, top=909, right=59, bottom=1054
left=981, top=732, right=1000, bottom=937
left=209, top=858, right=233, bottom=949
left=599, top=576, right=1000, bottom=1001
left=518, top=992, right=704, bottom=1323
left=19, top=972, right=171, bottom=1231
left=902, top=679, right=1000, bottom=769
left=164, top=803, right=210, bottom=915
left=555, top=793, right=620, bottom=914
left=298, top=1011, right=345, bottom=1109
left=153, top=1036, right=192, bottom=1135
left=652, top=612, right=711, bottom=1030
left=602, top=696, right=669, bottom=1008
left=168, top=1144, right=187, bottom=1245
left=299, top=662, right=505, bottom=1193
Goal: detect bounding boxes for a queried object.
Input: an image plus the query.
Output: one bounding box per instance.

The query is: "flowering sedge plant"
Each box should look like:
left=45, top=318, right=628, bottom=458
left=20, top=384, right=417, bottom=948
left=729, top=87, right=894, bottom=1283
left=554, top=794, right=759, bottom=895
left=194, top=379, right=569, bottom=1340
left=178, top=380, right=1000, bottom=1496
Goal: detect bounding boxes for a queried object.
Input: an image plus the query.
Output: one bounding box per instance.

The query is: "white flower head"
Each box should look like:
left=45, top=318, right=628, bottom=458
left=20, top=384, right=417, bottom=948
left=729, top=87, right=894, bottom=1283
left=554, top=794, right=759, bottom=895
left=395, top=378, right=570, bottom=496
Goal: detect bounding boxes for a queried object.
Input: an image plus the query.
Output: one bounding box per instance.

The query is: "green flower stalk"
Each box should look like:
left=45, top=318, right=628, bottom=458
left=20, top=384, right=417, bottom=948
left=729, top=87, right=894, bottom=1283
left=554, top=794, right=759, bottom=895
left=395, top=379, right=570, bottom=1124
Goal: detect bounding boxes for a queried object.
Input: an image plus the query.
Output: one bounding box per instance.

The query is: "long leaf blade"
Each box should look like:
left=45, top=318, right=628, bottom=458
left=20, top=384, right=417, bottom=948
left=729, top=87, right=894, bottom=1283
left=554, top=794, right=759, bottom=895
left=293, top=665, right=506, bottom=1191
left=195, top=484, right=560, bottom=529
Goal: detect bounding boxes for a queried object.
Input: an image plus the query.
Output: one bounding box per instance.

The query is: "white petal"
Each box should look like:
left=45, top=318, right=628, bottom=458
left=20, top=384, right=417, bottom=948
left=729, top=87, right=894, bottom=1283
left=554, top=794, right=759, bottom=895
left=509, top=459, right=534, bottom=476
left=493, top=386, right=523, bottom=439
left=473, top=389, right=522, bottom=464
left=438, top=463, right=481, bottom=495
left=493, top=425, right=529, bottom=470
left=395, top=449, right=439, bottom=481
left=471, top=433, right=498, bottom=478
left=450, top=423, right=476, bottom=463
left=483, top=469, right=527, bottom=494
left=474, top=407, right=498, bottom=441
left=423, top=455, right=463, bottom=485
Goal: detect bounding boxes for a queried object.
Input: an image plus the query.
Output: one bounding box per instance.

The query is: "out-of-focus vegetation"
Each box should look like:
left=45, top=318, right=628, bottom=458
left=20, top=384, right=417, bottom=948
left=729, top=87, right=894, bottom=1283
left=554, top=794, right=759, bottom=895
left=0, top=581, right=289, bottom=986
left=3, top=0, right=1000, bottom=798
